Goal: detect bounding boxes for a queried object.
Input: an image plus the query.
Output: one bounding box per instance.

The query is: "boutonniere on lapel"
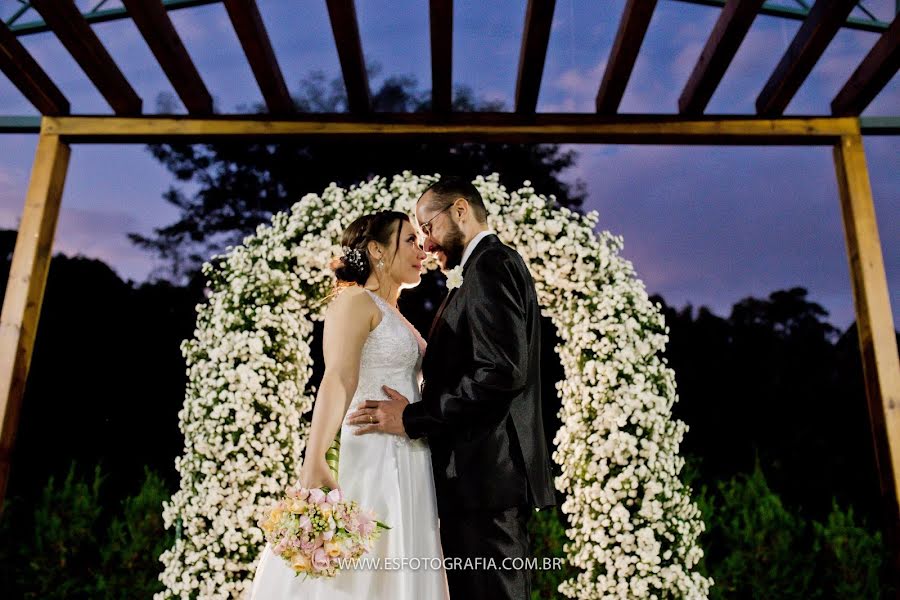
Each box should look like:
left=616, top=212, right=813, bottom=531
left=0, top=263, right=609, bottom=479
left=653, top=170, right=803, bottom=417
left=445, top=265, right=464, bottom=290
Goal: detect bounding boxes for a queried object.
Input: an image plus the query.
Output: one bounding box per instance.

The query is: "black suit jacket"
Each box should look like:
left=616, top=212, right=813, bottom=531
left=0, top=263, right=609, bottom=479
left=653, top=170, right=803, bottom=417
left=402, top=234, right=557, bottom=514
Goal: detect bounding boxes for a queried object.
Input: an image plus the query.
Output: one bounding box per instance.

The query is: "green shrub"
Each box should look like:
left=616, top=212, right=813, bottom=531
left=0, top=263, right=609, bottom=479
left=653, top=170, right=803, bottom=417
left=529, top=505, right=579, bottom=599
left=702, top=463, right=814, bottom=599
left=698, top=461, right=891, bottom=600
left=811, top=500, right=888, bottom=599
left=95, top=467, right=174, bottom=599
left=2, top=460, right=890, bottom=599
left=0, top=462, right=172, bottom=599
left=19, top=463, right=105, bottom=599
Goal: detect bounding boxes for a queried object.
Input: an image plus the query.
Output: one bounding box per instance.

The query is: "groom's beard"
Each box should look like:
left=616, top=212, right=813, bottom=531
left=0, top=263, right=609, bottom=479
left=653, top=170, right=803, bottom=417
left=436, top=220, right=466, bottom=270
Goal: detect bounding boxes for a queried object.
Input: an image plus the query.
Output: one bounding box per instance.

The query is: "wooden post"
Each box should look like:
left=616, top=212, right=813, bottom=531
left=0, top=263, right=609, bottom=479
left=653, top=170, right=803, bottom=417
left=832, top=130, right=900, bottom=569
left=0, top=130, right=70, bottom=506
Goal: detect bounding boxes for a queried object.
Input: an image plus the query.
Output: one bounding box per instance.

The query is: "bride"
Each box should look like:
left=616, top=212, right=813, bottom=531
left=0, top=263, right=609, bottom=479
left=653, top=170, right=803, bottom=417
left=247, top=211, right=450, bottom=599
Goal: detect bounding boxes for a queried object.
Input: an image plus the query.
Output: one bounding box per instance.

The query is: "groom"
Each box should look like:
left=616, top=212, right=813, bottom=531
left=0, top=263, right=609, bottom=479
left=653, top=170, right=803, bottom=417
left=347, top=176, right=557, bottom=599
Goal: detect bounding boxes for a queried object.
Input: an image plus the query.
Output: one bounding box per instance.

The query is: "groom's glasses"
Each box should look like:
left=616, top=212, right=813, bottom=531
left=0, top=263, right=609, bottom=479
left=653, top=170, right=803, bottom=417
left=419, top=204, right=452, bottom=237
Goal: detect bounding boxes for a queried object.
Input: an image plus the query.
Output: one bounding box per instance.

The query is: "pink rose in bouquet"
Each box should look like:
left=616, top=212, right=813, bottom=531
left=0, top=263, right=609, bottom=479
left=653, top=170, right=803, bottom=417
left=257, top=484, right=389, bottom=579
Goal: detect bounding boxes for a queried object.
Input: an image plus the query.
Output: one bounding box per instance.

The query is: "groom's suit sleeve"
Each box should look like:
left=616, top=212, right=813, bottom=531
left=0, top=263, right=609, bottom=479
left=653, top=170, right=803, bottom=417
left=402, top=248, right=528, bottom=440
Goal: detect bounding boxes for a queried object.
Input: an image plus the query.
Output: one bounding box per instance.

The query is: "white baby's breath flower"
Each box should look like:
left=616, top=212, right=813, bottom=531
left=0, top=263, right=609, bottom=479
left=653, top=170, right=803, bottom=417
left=158, top=173, right=711, bottom=600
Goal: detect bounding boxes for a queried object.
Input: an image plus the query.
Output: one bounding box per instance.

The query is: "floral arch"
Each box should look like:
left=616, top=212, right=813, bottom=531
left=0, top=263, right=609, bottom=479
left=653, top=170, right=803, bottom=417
left=155, top=172, right=712, bottom=599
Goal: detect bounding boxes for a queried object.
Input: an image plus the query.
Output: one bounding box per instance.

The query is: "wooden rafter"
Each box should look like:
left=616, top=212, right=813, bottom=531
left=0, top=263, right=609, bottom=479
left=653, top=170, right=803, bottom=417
left=121, top=0, right=213, bottom=115
left=516, top=0, right=556, bottom=114
left=325, top=0, right=371, bottom=114
left=430, top=0, right=453, bottom=114
left=38, top=114, right=859, bottom=145
left=831, top=16, right=900, bottom=116
left=29, top=0, right=141, bottom=115
left=6, top=115, right=900, bottom=136
left=756, top=0, right=857, bottom=116
left=10, top=0, right=220, bottom=37
left=671, top=0, right=891, bottom=34
left=0, top=21, right=69, bottom=115
left=596, top=0, right=658, bottom=114
left=223, top=0, right=294, bottom=115
left=678, top=0, right=764, bottom=115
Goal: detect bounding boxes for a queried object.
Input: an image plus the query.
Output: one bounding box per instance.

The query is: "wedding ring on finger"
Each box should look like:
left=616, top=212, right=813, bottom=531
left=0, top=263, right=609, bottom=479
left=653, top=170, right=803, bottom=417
left=369, top=414, right=374, bottom=423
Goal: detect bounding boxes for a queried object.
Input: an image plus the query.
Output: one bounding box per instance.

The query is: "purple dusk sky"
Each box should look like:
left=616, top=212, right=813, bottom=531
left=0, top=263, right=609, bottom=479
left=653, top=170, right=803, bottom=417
left=0, top=1, right=896, bottom=331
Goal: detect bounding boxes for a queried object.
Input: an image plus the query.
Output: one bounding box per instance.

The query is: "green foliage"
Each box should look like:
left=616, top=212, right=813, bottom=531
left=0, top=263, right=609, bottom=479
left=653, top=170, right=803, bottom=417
left=1, top=460, right=891, bottom=599
left=95, top=467, right=174, bottom=599
left=696, top=461, right=892, bottom=600
left=18, top=463, right=105, bottom=599
left=0, top=462, right=172, bottom=599
left=528, top=506, right=579, bottom=599
left=701, top=462, right=815, bottom=598
left=811, top=500, right=887, bottom=599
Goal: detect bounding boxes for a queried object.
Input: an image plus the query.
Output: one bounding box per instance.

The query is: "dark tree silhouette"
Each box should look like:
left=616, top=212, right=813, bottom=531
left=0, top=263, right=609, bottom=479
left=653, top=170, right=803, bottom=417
left=0, top=232, right=201, bottom=504
left=132, top=70, right=587, bottom=283
left=0, top=227, right=888, bottom=539
left=658, top=286, right=888, bottom=526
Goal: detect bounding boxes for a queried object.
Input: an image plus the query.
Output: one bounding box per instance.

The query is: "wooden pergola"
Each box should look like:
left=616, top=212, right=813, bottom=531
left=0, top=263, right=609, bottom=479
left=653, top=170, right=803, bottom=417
left=0, top=0, right=898, bottom=558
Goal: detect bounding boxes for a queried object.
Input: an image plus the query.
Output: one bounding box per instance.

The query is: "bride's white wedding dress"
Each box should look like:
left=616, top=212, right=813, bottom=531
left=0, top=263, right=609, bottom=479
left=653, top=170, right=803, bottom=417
left=247, top=289, right=450, bottom=599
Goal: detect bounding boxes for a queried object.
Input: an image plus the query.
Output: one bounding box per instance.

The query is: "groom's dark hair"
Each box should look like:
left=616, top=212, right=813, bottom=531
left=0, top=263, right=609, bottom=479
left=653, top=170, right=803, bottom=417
left=420, top=176, right=488, bottom=223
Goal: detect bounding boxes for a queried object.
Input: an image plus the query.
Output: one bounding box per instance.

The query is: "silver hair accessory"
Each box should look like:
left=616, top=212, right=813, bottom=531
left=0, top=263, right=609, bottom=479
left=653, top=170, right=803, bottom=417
left=341, top=246, right=367, bottom=273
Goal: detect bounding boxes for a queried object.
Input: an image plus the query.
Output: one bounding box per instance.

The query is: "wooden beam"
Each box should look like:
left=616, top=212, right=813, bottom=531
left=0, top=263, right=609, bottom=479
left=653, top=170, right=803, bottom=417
left=831, top=16, right=900, bottom=116
left=596, top=0, right=658, bottom=114
left=0, top=131, right=70, bottom=505
left=832, top=132, right=900, bottom=568
left=859, top=116, right=900, bottom=136
left=11, top=0, right=220, bottom=37
left=121, top=0, right=213, bottom=115
left=0, top=117, right=42, bottom=134
left=670, top=0, right=892, bottom=34
left=223, top=0, right=294, bottom=115
left=756, top=0, right=856, bottom=116
left=5, top=115, right=900, bottom=137
left=38, top=114, right=858, bottom=145
left=516, top=0, right=556, bottom=114
left=0, top=21, right=69, bottom=115
left=325, top=0, right=371, bottom=114
left=3, top=115, right=899, bottom=137
left=430, top=0, right=453, bottom=114
left=678, top=0, right=764, bottom=115
left=29, top=0, right=141, bottom=115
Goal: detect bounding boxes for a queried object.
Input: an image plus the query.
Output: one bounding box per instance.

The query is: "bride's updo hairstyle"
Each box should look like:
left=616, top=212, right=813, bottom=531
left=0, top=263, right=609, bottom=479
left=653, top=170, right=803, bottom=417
left=331, top=210, right=410, bottom=287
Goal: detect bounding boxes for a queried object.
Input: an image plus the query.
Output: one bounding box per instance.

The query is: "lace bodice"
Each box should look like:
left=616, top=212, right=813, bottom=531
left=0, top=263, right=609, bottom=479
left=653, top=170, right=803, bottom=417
left=356, top=290, right=425, bottom=381
left=343, top=289, right=427, bottom=447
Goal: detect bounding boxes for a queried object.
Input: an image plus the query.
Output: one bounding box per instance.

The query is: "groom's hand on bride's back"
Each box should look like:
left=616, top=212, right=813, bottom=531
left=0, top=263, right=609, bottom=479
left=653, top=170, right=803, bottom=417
left=346, top=386, right=409, bottom=436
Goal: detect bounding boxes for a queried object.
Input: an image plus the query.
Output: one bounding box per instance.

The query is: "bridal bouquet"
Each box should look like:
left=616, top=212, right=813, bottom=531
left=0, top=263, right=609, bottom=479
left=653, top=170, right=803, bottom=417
left=257, top=484, right=390, bottom=579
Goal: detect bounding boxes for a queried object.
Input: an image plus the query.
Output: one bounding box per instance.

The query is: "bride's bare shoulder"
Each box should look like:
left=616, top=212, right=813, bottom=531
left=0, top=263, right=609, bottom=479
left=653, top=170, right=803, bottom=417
left=324, top=286, right=379, bottom=324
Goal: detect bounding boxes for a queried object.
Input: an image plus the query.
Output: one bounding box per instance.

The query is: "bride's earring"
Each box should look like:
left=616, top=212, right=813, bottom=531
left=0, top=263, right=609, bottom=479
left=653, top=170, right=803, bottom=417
left=377, top=257, right=384, bottom=270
